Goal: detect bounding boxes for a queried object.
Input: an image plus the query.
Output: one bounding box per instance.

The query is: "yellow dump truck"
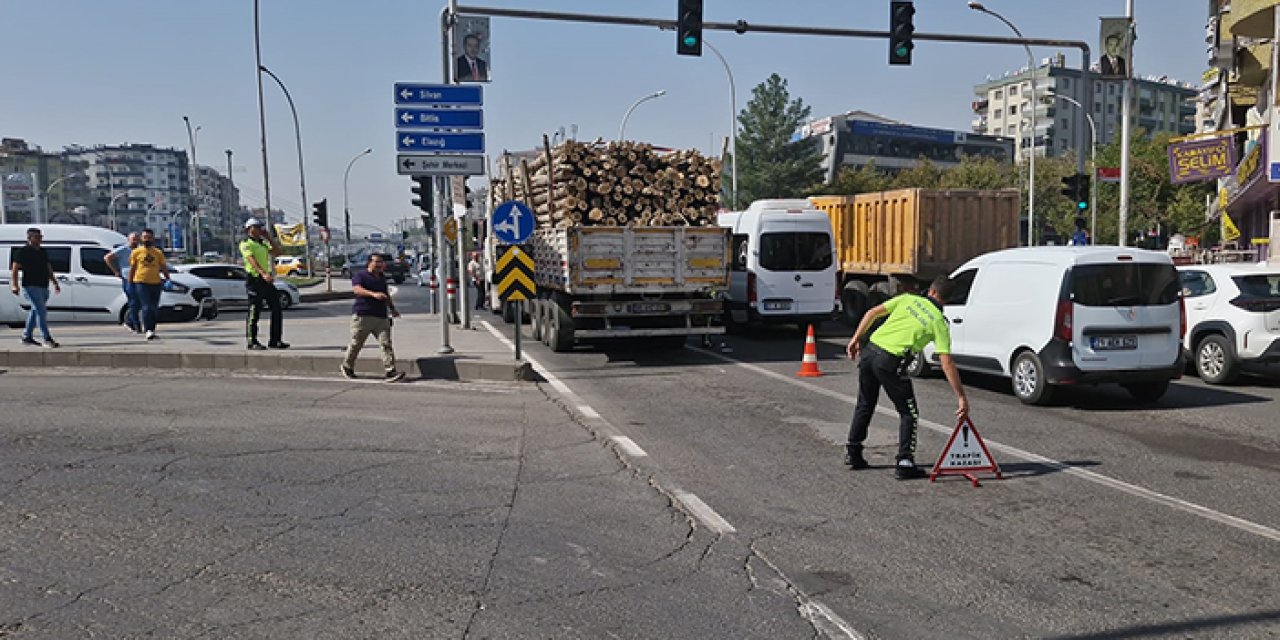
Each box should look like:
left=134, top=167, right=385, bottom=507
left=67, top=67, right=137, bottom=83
left=809, top=188, right=1021, bottom=325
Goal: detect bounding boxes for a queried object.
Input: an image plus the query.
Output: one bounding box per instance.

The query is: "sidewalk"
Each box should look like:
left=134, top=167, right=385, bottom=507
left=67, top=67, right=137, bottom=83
left=0, top=294, right=532, bottom=382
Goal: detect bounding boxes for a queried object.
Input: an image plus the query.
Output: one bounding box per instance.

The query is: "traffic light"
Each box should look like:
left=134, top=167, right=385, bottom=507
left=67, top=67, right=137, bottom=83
left=889, top=1, right=915, bottom=66
left=410, top=175, right=433, bottom=213
left=464, top=184, right=474, bottom=211
left=311, top=198, right=328, bottom=229
left=1060, top=173, right=1090, bottom=210
left=676, top=0, right=703, bottom=56
left=401, top=230, right=409, bottom=241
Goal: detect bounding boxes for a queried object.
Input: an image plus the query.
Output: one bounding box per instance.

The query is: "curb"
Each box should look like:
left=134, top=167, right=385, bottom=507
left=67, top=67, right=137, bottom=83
left=0, top=348, right=535, bottom=383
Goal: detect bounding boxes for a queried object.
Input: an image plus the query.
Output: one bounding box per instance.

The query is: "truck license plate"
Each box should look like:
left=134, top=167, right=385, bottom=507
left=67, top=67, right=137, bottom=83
left=629, top=302, right=670, bottom=314
left=763, top=300, right=792, bottom=311
left=1090, top=335, right=1137, bottom=351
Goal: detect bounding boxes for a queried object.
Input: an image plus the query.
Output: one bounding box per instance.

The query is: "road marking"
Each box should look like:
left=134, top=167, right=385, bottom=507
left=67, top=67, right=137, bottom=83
left=577, top=404, right=601, bottom=419
left=799, top=602, right=867, bottom=640
left=673, top=491, right=737, bottom=535
left=611, top=436, right=647, bottom=457
left=687, top=345, right=1280, bottom=544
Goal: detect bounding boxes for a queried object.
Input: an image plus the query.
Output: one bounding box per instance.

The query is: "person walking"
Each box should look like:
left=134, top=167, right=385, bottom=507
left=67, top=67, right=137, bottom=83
left=129, top=229, right=170, bottom=341
left=105, top=232, right=142, bottom=333
left=468, top=252, right=486, bottom=310
left=844, top=276, right=969, bottom=479
left=239, top=218, right=288, bottom=350
left=9, top=227, right=61, bottom=348
left=340, top=254, right=406, bottom=382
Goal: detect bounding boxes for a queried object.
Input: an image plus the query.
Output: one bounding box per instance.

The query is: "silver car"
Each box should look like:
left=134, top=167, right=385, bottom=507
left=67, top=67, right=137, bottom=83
left=170, top=263, right=302, bottom=310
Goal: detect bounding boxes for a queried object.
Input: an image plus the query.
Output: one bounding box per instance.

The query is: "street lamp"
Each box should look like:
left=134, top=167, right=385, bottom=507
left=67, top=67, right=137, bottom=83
left=343, top=148, right=373, bottom=245
left=183, top=115, right=202, bottom=257
left=41, top=171, right=84, bottom=224
left=969, top=1, right=1037, bottom=246
left=1056, top=94, right=1099, bottom=242
left=108, top=192, right=127, bottom=232
left=703, top=40, right=738, bottom=210
left=618, top=90, right=667, bottom=141
left=259, top=64, right=314, bottom=273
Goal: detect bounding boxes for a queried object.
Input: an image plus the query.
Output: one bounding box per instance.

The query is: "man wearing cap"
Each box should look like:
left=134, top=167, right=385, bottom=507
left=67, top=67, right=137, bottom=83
left=239, top=218, right=288, bottom=350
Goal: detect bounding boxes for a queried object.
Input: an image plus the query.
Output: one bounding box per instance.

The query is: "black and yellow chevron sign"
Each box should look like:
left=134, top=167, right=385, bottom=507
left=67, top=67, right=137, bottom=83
left=495, top=244, right=536, bottom=302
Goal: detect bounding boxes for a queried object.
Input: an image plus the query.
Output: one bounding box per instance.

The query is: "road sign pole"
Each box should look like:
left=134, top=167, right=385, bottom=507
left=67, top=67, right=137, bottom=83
left=514, top=300, right=522, bottom=361
left=457, top=212, right=471, bottom=330
left=434, top=175, right=453, bottom=353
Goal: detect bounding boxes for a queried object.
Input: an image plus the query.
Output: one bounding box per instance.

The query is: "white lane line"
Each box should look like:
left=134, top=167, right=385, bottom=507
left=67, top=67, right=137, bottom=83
left=799, top=602, right=867, bottom=640
left=687, top=346, right=1280, bottom=544
left=577, top=404, right=601, bottom=419
left=673, top=491, right=737, bottom=535
left=610, top=436, right=648, bottom=457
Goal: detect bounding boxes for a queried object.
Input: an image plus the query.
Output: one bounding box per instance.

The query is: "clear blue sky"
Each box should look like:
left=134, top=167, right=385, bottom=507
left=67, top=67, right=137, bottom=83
left=1, top=1, right=1205, bottom=232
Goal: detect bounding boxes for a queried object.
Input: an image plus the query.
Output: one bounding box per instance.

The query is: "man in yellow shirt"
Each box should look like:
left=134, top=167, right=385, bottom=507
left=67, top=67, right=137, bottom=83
left=239, top=218, right=287, bottom=350
left=845, top=276, right=969, bottom=479
left=129, top=228, right=170, bottom=340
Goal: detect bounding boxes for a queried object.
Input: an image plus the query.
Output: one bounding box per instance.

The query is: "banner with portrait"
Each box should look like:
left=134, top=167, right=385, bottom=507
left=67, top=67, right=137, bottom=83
left=452, top=16, right=491, bottom=83
left=1098, top=17, right=1133, bottom=80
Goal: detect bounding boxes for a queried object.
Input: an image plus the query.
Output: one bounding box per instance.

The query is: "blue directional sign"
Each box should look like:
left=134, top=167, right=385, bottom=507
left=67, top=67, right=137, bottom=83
left=394, top=83, right=483, bottom=106
left=492, top=200, right=534, bottom=245
left=395, top=108, right=483, bottom=130
left=396, top=132, right=485, bottom=154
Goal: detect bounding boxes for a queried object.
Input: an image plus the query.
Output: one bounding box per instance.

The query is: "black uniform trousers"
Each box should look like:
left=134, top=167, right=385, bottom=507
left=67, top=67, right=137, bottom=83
left=246, top=276, right=283, bottom=345
left=846, top=342, right=920, bottom=462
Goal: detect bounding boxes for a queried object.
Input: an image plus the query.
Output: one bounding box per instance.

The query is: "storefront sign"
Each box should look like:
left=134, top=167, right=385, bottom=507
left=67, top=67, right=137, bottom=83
left=1238, top=138, right=1263, bottom=185
left=1167, top=137, right=1235, bottom=184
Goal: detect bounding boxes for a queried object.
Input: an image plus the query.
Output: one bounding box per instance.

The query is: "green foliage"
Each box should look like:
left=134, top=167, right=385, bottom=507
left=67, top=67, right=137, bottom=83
left=1093, top=130, right=1213, bottom=245
left=822, top=162, right=890, bottom=196
left=889, top=157, right=944, bottom=190
left=735, top=74, right=824, bottom=204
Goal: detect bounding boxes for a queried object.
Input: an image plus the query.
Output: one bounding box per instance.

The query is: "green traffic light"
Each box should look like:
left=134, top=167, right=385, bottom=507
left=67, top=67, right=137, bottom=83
left=895, top=45, right=910, bottom=57
left=1078, top=201, right=1088, bottom=210
left=683, top=35, right=698, bottom=47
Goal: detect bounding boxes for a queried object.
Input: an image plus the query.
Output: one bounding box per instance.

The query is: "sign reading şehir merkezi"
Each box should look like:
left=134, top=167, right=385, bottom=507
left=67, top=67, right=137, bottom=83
left=1167, top=136, right=1235, bottom=184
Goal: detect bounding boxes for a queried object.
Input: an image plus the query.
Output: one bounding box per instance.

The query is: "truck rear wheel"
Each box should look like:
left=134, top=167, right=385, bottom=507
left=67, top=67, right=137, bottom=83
left=869, top=281, right=892, bottom=306
left=841, top=281, right=871, bottom=326
left=530, top=299, right=544, bottom=342
left=548, top=303, right=574, bottom=352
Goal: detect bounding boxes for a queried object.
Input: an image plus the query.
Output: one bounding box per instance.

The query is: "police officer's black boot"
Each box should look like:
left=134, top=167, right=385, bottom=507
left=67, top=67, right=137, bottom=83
left=844, top=445, right=868, bottom=469
left=895, top=458, right=928, bottom=480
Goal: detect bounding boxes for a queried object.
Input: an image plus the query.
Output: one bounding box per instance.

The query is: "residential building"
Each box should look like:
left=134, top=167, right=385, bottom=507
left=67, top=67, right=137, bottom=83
left=62, top=144, right=191, bottom=237
left=1206, top=0, right=1280, bottom=263
left=0, top=138, right=90, bottom=224
left=793, top=110, right=1015, bottom=184
left=194, top=164, right=242, bottom=254
left=972, top=54, right=1197, bottom=162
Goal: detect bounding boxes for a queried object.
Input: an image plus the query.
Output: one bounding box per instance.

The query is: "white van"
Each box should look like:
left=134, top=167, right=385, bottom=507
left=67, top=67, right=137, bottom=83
left=916, top=246, right=1185, bottom=404
left=1, top=224, right=217, bottom=327
left=719, top=199, right=838, bottom=330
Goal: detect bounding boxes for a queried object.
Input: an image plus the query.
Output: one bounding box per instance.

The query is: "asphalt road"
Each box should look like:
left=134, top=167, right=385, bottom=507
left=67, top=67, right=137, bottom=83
left=479, top=309, right=1280, bottom=639
left=0, top=371, right=816, bottom=639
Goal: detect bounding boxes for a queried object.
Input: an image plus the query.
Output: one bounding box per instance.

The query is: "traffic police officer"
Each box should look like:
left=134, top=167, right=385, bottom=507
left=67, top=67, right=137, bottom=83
left=240, top=218, right=288, bottom=350
left=845, top=276, right=969, bottom=479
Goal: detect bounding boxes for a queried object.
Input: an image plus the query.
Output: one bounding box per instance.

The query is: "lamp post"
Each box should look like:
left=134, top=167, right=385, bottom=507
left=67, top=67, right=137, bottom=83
left=183, top=116, right=202, bottom=257
left=969, top=2, right=1037, bottom=246
left=108, top=193, right=126, bottom=234
left=259, top=64, right=314, bottom=274
left=1057, top=94, right=1099, bottom=242
left=618, top=90, right=667, bottom=141
left=226, top=149, right=236, bottom=256
left=41, top=172, right=84, bottom=225
left=703, top=40, right=738, bottom=210
left=343, top=148, right=373, bottom=246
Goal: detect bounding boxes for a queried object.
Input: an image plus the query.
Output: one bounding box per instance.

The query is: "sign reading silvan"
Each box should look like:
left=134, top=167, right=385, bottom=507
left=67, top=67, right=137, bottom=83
left=1167, top=136, right=1236, bottom=184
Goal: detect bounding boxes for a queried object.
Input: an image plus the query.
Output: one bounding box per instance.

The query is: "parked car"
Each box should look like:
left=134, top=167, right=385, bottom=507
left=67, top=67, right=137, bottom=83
left=273, top=255, right=309, bottom=277
left=1177, top=264, right=1280, bottom=384
left=1, top=224, right=216, bottom=326
left=914, top=246, right=1186, bottom=404
left=171, top=263, right=302, bottom=310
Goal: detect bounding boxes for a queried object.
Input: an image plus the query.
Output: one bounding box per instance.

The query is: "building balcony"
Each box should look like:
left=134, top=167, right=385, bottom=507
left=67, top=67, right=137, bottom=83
left=1226, top=0, right=1280, bottom=38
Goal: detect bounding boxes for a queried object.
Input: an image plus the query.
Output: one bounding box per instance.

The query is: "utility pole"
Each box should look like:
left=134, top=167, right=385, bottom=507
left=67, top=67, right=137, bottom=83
left=226, top=150, right=235, bottom=256
left=1118, top=0, right=1134, bottom=246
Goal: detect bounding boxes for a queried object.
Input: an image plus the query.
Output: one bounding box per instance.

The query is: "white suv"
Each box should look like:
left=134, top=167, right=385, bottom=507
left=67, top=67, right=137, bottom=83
left=1178, top=264, right=1280, bottom=384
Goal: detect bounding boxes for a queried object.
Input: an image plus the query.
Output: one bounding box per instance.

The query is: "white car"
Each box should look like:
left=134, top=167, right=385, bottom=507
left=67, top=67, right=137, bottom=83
left=1, top=224, right=217, bottom=326
left=171, top=263, right=302, bottom=310
left=1177, top=264, right=1280, bottom=384
left=916, top=246, right=1186, bottom=404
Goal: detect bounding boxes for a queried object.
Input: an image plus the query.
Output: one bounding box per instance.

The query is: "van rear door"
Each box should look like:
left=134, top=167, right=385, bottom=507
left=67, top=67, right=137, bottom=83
left=755, top=226, right=835, bottom=317
left=1069, top=262, right=1181, bottom=370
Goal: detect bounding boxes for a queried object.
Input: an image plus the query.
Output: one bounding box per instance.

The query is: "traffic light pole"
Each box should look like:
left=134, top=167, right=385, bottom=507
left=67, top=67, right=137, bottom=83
left=434, top=175, right=453, bottom=354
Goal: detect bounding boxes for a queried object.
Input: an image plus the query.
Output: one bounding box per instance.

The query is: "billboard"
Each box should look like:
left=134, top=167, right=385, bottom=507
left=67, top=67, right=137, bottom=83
left=1098, top=17, right=1132, bottom=80
left=1167, top=137, right=1235, bottom=184
left=452, top=16, right=491, bottom=83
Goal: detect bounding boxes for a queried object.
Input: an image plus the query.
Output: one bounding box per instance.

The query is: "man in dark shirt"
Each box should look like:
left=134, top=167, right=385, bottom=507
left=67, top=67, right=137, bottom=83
left=340, top=254, right=406, bottom=382
left=9, top=227, right=61, bottom=347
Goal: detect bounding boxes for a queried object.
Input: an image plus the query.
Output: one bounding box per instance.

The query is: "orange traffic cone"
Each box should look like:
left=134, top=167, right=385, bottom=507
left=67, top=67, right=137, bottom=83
left=796, top=324, right=823, bottom=378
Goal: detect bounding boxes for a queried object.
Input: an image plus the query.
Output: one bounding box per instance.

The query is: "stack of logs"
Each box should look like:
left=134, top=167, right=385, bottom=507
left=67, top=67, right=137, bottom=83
left=493, top=138, right=723, bottom=228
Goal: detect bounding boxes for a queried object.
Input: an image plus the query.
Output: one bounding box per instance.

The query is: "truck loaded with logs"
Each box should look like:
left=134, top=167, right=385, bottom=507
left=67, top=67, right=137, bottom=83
left=487, top=138, right=729, bottom=352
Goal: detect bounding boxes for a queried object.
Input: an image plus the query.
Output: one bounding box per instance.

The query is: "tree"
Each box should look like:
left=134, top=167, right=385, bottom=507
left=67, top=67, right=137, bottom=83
left=822, top=162, right=890, bottom=196
left=735, top=74, right=824, bottom=203
left=889, top=157, right=945, bottom=190
left=1093, top=130, right=1214, bottom=245
left=938, top=155, right=1020, bottom=190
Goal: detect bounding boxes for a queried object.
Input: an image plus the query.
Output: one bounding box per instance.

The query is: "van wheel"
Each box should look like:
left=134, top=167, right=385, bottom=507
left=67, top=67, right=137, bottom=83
left=1123, top=380, right=1170, bottom=403
left=1011, top=351, right=1055, bottom=405
left=905, top=352, right=931, bottom=378
left=841, top=281, right=870, bottom=326
left=1194, top=334, right=1240, bottom=384
left=278, top=291, right=292, bottom=310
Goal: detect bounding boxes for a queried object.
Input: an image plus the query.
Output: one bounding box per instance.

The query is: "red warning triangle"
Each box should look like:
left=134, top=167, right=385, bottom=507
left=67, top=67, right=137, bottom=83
left=929, top=415, right=1002, bottom=487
